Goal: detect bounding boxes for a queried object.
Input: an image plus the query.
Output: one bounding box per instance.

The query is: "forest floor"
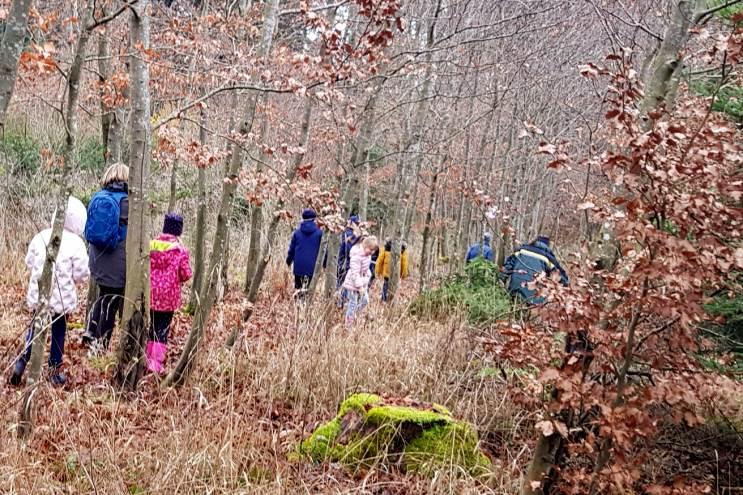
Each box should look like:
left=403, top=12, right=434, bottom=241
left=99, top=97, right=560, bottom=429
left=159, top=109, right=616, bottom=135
left=0, top=270, right=530, bottom=494
left=1, top=267, right=740, bottom=494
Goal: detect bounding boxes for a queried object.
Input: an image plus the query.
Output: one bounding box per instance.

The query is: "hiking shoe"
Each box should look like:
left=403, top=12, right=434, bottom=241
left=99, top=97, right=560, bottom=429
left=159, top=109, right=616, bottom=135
left=86, top=338, right=105, bottom=358
left=9, top=359, right=26, bottom=386
left=81, top=330, right=95, bottom=346
left=49, top=370, right=67, bottom=387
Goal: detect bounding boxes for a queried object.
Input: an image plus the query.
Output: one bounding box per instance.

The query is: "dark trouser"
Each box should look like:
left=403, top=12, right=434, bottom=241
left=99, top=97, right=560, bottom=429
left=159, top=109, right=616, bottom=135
left=86, top=285, right=124, bottom=346
left=150, top=311, right=174, bottom=344
left=19, top=313, right=67, bottom=368
left=294, top=275, right=311, bottom=290
left=382, top=277, right=390, bottom=302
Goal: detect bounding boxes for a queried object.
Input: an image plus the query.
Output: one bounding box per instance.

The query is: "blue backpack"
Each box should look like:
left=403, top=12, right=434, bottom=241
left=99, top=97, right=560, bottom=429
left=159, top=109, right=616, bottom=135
left=85, top=190, right=127, bottom=249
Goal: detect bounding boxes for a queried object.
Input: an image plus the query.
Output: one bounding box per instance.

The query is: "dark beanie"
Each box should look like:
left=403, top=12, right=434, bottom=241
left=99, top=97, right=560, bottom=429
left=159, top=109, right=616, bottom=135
left=163, top=213, right=184, bottom=236
left=536, top=235, right=550, bottom=246
left=302, top=208, right=317, bottom=220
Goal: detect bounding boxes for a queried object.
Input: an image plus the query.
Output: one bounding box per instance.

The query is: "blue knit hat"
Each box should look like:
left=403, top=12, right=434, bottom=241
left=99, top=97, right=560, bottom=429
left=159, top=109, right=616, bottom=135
left=163, top=213, right=184, bottom=236
left=302, top=208, right=317, bottom=220
left=349, top=214, right=360, bottom=224
left=536, top=235, right=550, bottom=245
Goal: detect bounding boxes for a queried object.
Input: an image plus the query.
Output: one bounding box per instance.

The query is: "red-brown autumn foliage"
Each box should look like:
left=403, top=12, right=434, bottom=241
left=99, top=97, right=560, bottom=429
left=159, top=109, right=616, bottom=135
left=495, top=40, right=743, bottom=494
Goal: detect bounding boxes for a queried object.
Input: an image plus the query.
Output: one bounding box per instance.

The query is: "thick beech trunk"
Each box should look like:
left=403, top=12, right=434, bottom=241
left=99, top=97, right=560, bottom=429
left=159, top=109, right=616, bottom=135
left=113, top=0, right=153, bottom=392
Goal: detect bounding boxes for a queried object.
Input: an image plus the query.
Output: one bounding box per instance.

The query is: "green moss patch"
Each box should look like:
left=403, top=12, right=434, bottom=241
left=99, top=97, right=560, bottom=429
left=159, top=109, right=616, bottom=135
left=299, top=393, right=492, bottom=477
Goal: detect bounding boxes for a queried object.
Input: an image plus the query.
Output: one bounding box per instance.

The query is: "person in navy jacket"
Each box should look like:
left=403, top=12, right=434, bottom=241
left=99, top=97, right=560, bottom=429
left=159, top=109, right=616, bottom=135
left=500, top=235, right=568, bottom=305
left=286, top=208, right=323, bottom=294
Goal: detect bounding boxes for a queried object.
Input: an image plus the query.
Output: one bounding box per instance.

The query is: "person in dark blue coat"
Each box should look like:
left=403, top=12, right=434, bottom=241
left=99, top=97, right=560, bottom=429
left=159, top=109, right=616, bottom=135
left=286, top=209, right=323, bottom=294
left=466, top=232, right=494, bottom=263
left=499, top=235, right=568, bottom=305
left=336, top=215, right=361, bottom=287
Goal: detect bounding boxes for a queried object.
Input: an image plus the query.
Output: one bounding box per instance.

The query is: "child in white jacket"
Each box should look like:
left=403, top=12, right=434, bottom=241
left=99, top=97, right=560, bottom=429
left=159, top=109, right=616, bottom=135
left=342, top=236, right=378, bottom=324
left=9, top=196, right=89, bottom=386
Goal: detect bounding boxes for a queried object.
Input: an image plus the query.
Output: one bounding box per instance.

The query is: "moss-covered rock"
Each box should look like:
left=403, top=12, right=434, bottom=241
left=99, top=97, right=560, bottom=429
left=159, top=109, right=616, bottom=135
left=299, top=393, right=492, bottom=477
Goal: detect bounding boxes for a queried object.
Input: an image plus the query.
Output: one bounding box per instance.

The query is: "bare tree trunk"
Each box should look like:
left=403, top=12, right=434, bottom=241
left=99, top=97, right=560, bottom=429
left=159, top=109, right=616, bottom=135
left=97, top=33, right=111, bottom=161
left=387, top=1, right=441, bottom=302
left=419, top=167, right=440, bottom=293
left=166, top=0, right=280, bottom=387
left=113, top=0, right=152, bottom=392
left=18, top=1, right=94, bottom=438
left=323, top=79, right=383, bottom=295
left=244, top=97, right=270, bottom=293
left=0, top=0, right=33, bottom=128
left=226, top=101, right=313, bottom=347
left=247, top=99, right=312, bottom=302
left=190, top=107, right=208, bottom=307
left=402, top=169, right=419, bottom=243
left=521, top=430, right=565, bottom=495
left=167, top=120, right=186, bottom=213
left=641, top=0, right=703, bottom=116
left=358, top=149, right=371, bottom=221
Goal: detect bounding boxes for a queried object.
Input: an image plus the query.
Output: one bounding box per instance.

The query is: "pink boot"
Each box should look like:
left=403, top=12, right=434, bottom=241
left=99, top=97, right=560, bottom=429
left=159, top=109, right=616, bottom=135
left=145, top=341, right=167, bottom=374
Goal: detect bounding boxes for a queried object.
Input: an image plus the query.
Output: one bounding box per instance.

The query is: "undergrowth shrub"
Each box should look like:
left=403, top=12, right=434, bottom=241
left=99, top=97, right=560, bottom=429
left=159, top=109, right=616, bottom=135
left=76, top=136, right=105, bottom=172
left=410, top=258, right=511, bottom=326
left=703, top=273, right=743, bottom=373
left=0, top=127, right=41, bottom=176
left=691, top=79, right=743, bottom=123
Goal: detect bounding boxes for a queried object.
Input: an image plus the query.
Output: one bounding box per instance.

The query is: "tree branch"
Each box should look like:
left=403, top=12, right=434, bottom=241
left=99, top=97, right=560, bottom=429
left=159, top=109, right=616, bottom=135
left=697, top=0, right=743, bottom=23
left=152, top=81, right=324, bottom=131
left=88, top=0, right=139, bottom=31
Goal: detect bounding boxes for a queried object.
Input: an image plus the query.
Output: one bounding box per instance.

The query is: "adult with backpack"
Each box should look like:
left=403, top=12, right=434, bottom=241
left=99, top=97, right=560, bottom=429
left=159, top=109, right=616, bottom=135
left=82, top=163, right=129, bottom=353
left=465, top=232, right=494, bottom=264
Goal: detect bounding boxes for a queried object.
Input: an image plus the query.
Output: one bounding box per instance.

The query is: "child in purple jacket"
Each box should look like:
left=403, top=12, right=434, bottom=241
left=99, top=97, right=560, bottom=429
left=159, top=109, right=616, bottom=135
left=147, top=213, right=192, bottom=374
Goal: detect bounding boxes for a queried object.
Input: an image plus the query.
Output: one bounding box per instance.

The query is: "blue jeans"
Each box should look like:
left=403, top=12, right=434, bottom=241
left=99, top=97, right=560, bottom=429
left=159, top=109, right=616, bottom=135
left=345, top=290, right=369, bottom=323
left=19, top=313, right=67, bottom=368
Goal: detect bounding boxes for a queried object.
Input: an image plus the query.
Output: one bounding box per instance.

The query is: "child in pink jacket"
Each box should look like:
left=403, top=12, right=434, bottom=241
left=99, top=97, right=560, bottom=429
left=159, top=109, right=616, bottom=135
left=342, top=236, right=378, bottom=324
left=147, top=213, right=192, bottom=374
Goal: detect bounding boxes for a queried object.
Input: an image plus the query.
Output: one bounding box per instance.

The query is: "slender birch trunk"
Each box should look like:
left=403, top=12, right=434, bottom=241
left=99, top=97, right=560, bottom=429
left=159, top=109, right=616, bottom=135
left=18, top=1, right=95, bottom=438
left=113, top=0, right=153, bottom=391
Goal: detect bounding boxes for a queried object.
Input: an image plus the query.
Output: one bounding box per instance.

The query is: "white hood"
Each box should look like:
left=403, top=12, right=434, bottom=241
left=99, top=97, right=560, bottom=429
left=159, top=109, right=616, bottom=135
left=51, top=196, right=87, bottom=237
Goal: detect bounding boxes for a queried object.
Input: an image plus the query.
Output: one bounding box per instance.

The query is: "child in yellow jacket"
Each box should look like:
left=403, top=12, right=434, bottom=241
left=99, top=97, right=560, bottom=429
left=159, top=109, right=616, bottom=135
left=376, top=240, right=409, bottom=301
